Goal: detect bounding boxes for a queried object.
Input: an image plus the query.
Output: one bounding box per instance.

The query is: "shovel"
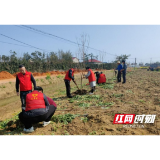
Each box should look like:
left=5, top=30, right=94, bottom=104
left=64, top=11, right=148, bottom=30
left=73, top=80, right=80, bottom=90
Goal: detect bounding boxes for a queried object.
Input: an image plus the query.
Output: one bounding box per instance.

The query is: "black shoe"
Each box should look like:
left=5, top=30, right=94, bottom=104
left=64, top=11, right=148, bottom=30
left=122, top=82, right=125, bottom=84
left=68, top=95, right=73, bottom=98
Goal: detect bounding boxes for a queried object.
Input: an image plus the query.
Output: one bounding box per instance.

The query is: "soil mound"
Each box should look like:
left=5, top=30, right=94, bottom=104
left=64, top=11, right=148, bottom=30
left=12, top=72, right=19, bottom=77
left=32, top=72, right=42, bottom=76
left=0, top=71, right=15, bottom=80
left=50, top=71, right=57, bottom=75
left=74, top=89, right=87, bottom=95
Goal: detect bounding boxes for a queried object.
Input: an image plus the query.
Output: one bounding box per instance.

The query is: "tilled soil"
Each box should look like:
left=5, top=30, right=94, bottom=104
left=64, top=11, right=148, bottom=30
left=73, top=89, right=88, bottom=95
left=1, top=69, right=160, bottom=135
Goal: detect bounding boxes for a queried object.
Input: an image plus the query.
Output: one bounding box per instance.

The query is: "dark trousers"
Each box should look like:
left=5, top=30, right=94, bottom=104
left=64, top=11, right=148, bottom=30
left=117, top=71, right=121, bottom=82
left=122, top=72, right=126, bottom=83
left=20, top=90, right=32, bottom=111
left=90, top=86, right=96, bottom=93
left=115, top=71, right=117, bottom=77
left=19, top=105, right=56, bottom=129
left=96, top=76, right=99, bottom=84
left=64, top=80, right=71, bottom=97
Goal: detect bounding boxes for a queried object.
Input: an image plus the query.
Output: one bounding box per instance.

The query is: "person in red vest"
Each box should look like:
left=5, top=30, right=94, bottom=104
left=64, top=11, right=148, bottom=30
left=84, top=67, right=96, bottom=95
left=19, top=86, right=57, bottom=133
left=37, top=86, right=57, bottom=107
left=64, top=67, right=77, bottom=98
left=98, top=72, right=106, bottom=84
left=16, top=65, right=36, bottom=111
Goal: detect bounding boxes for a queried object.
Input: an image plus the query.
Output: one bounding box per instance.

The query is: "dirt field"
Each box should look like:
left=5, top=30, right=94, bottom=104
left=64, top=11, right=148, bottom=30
left=0, top=69, right=160, bottom=135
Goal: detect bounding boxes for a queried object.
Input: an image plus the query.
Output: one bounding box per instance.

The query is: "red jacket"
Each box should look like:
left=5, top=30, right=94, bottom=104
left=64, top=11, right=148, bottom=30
left=88, top=69, right=96, bottom=83
left=47, top=97, right=57, bottom=107
left=25, top=90, right=46, bottom=111
left=64, top=68, right=74, bottom=81
left=98, top=74, right=106, bottom=83
left=17, top=71, right=32, bottom=91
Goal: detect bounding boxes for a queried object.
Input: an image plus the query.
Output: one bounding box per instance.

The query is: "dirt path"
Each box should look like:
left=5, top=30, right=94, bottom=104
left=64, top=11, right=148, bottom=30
left=0, top=72, right=86, bottom=84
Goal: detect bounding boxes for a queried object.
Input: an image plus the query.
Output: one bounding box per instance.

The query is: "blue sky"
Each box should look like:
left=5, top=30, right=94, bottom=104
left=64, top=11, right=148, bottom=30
left=0, top=25, right=160, bottom=64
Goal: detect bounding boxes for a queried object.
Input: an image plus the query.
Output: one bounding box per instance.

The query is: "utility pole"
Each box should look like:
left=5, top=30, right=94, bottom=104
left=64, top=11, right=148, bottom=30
left=150, top=58, right=152, bottom=65
left=134, top=58, right=136, bottom=70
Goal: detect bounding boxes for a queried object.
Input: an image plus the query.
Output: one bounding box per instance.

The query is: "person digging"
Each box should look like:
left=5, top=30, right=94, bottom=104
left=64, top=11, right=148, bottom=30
left=83, top=67, right=96, bottom=95
left=64, top=67, right=77, bottom=98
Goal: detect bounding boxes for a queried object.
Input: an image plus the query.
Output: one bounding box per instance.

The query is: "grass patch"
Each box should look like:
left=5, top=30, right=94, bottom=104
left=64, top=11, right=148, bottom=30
left=99, top=83, right=114, bottom=89
left=72, top=95, right=101, bottom=102
left=72, top=95, right=84, bottom=100
left=52, top=97, right=61, bottom=101
left=0, top=85, right=6, bottom=88
left=113, top=94, right=123, bottom=98
left=0, top=113, right=19, bottom=129
left=68, top=99, right=74, bottom=103
left=81, top=117, right=88, bottom=123
left=78, top=103, right=90, bottom=108
left=51, top=113, right=78, bottom=125
left=57, top=75, right=62, bottom=78
left=89, top=131, right=97, bottom=135
left=58, top=90, right=66, bottom=95
left=46, top=74, right=51, bottom=80
left=139, top=99, right=145, bottom=103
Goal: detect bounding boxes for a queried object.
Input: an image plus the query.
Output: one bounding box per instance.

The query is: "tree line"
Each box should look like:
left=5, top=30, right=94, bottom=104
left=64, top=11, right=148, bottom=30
left=0, top=50, right=129, bottom=74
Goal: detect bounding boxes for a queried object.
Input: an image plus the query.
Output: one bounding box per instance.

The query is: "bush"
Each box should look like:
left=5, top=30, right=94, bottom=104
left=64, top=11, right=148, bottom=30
left=46, top=74, right=51, bottom=80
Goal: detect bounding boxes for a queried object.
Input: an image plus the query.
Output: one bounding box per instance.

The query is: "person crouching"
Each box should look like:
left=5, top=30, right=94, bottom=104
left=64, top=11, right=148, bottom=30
left=19, top=86, right=57, bottom=133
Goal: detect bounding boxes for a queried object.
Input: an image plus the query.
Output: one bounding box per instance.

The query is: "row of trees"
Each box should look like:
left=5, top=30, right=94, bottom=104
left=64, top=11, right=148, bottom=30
left=0, top=50, right=129, bottom=74
left=0, top=50, right=74, bottom=73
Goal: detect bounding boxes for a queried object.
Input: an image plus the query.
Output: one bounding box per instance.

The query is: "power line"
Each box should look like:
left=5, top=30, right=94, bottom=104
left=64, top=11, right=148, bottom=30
left=17, top=25, right=117, bottom=56
left=15, top=25, right=54, bottom=39
left=0, top=40, right=30, bottom=47
left=0, top=33, right=52, bottom=53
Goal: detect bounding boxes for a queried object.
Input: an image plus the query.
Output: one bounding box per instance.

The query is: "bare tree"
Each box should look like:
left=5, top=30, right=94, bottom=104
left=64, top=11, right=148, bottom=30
left=76, top=33, right=90, bottom=63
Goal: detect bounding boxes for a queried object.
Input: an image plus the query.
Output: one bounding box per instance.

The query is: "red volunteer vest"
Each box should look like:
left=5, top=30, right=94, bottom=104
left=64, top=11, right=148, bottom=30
left=98, top=74, right=106, bottom=83
left=17, top=71, right=32, bottom=91
left=25, top=90, right=46, bottom=111
left=64, top=68, right=74, bottom=81
left=88, top=69, right=96, bottom=83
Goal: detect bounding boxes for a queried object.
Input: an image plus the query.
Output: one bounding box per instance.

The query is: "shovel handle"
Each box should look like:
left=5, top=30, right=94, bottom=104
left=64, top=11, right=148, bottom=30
left=73, top=80, right=80, bottom=90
